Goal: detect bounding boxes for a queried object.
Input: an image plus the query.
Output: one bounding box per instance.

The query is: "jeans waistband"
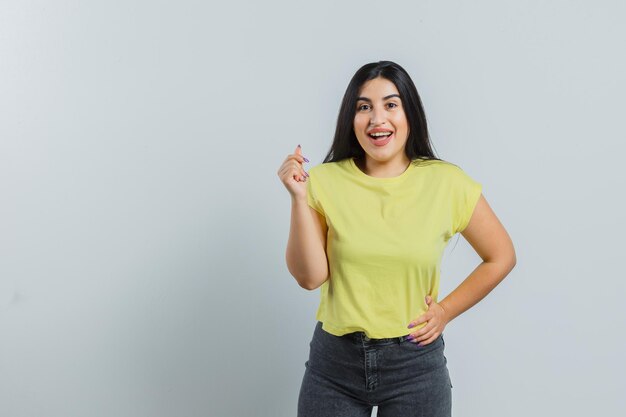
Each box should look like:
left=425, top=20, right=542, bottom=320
left=344, top=330, right=411, bottom=345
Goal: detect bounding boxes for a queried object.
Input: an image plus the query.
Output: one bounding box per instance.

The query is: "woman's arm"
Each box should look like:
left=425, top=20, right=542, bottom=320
left=439, top=194, right=517, bottom=322
left=285, top=196, right=329, bottom=290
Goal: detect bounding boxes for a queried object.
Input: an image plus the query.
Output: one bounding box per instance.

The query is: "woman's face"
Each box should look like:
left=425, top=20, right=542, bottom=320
left=353, top=77, right=410, bottom=166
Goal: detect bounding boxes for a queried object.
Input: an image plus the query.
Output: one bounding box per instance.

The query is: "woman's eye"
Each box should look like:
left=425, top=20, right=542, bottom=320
left=358, top=103, right=398, bottom=111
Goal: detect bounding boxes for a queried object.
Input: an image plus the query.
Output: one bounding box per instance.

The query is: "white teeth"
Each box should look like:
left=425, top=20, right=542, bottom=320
left=370, top=132, right=392, bottom=137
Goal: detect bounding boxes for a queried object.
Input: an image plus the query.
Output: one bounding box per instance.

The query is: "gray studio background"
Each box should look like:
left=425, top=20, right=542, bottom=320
left=1, top=1, right=624, bottom=416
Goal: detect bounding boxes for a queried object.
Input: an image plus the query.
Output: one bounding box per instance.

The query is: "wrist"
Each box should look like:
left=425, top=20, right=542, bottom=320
left=439, top=301, right=452, bottom=323
left=291, top=194, right=308, bottom=204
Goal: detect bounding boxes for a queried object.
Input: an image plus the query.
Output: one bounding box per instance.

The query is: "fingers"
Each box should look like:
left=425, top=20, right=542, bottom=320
left=407, top=323, right=431, bottom=341
left=280, top=146, right=308, bottom=166
left=282, top=153, right=307, bottom=165
left=277, top=145, right=309, bottom=182
left=407, top=313, right=430, bottom=329
left=408, top=326, right=439, bottom=346
left=292, top=145, right=309, bottom=181
left=414, top=333, right=439, bottom=346
left=406, top=311, right=444, bottom=346
left=278, top=162, right=307, bottom=183
left=292, top=160, right=308, bottom=182
left=293, top=143, right=305, bottom=181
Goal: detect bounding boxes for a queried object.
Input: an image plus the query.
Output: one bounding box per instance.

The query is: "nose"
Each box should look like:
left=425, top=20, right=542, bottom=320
left=369, top=107, right=387, bottom=126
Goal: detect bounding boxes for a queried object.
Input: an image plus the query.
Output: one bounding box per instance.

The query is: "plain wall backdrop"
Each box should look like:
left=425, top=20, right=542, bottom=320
left=1, top=0, right=625, bottom=416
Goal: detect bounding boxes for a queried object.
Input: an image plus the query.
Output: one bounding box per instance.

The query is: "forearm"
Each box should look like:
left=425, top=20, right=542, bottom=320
left=439, top=260, right=515, bottom=323
left=285, top=196, right=329, bottom=290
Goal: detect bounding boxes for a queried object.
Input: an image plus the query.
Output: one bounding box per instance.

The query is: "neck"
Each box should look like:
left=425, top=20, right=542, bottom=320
left=356, top=156, right=411, bottom=178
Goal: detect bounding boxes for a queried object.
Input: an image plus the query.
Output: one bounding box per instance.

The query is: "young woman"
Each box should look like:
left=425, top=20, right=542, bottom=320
left=277, top=60, right=516, bottom=417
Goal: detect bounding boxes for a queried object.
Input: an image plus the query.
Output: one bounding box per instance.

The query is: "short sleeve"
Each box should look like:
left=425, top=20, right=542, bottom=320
left=306, top=167, right=325, bottom=217
left=452, top=166, right=482, bottom=234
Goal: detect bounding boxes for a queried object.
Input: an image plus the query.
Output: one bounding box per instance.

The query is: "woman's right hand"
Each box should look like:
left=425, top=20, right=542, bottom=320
left=277, top=144, right=309, bottom=199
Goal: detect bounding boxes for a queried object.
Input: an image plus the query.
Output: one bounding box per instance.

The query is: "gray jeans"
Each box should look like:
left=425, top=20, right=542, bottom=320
left=298, top=321, right=453, bottom=417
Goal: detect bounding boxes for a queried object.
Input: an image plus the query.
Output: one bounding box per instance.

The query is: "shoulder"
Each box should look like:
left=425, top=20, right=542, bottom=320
left=413, top=158, right=461, bottom=170
left=428, top=159, right=473, bottom=175
left=414, top=159, right=481, bottom=190
left=412, top=158, right=466, bottom=178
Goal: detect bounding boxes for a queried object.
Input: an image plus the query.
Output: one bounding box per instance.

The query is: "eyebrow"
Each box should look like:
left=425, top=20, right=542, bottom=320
left=356, top=94, right=401, bottom=102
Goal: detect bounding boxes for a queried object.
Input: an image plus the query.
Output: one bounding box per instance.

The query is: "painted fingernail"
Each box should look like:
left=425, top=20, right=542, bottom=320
left=304, top=171, right=309, bottom=177
left=407, top=323, right=414, bottom=328
left=406, top=335, right=414, bottom=341
left=298, top=144, right=301, bottom=148
left=303, top=157, right=309, bottom=162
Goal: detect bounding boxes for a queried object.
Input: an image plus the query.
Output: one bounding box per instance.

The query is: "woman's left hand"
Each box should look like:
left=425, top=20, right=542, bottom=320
left=406, top=295, right=450, bottom=346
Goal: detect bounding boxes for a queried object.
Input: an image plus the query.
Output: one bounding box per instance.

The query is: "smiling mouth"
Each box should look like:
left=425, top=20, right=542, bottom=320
left=368, top=132, right=393, bottom=140
left=367, top=131, right=394, bottom=146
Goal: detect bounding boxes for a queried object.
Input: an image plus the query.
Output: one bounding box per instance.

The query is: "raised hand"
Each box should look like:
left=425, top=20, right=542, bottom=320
left=277, top=144, right=310, bottom=199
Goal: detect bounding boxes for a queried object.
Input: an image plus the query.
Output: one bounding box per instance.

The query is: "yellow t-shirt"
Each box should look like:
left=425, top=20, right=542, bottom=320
left=306, top=156, right=482, bottom=338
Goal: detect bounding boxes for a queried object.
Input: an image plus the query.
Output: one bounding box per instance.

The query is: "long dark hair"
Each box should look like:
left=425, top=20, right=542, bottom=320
left=322, top=61, right=442, bottom=165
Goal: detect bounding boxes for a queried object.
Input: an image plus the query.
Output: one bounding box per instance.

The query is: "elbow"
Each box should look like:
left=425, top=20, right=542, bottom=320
left=288, top=268, right=326, bottom=291
left=502, top=253, right=517, bottom=275
left=506, top=258, right=516, bottom=275
left=299, top=274, right=328, bottom=291
left=485, top=252, right=516, bottom=275
left=285, top=252, right=329, bottom=291
left=501, top=252, right=516, bottom=273
left=498, top=241, right=517, bottom=272
left=508, top=245, right=518, bottom=270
